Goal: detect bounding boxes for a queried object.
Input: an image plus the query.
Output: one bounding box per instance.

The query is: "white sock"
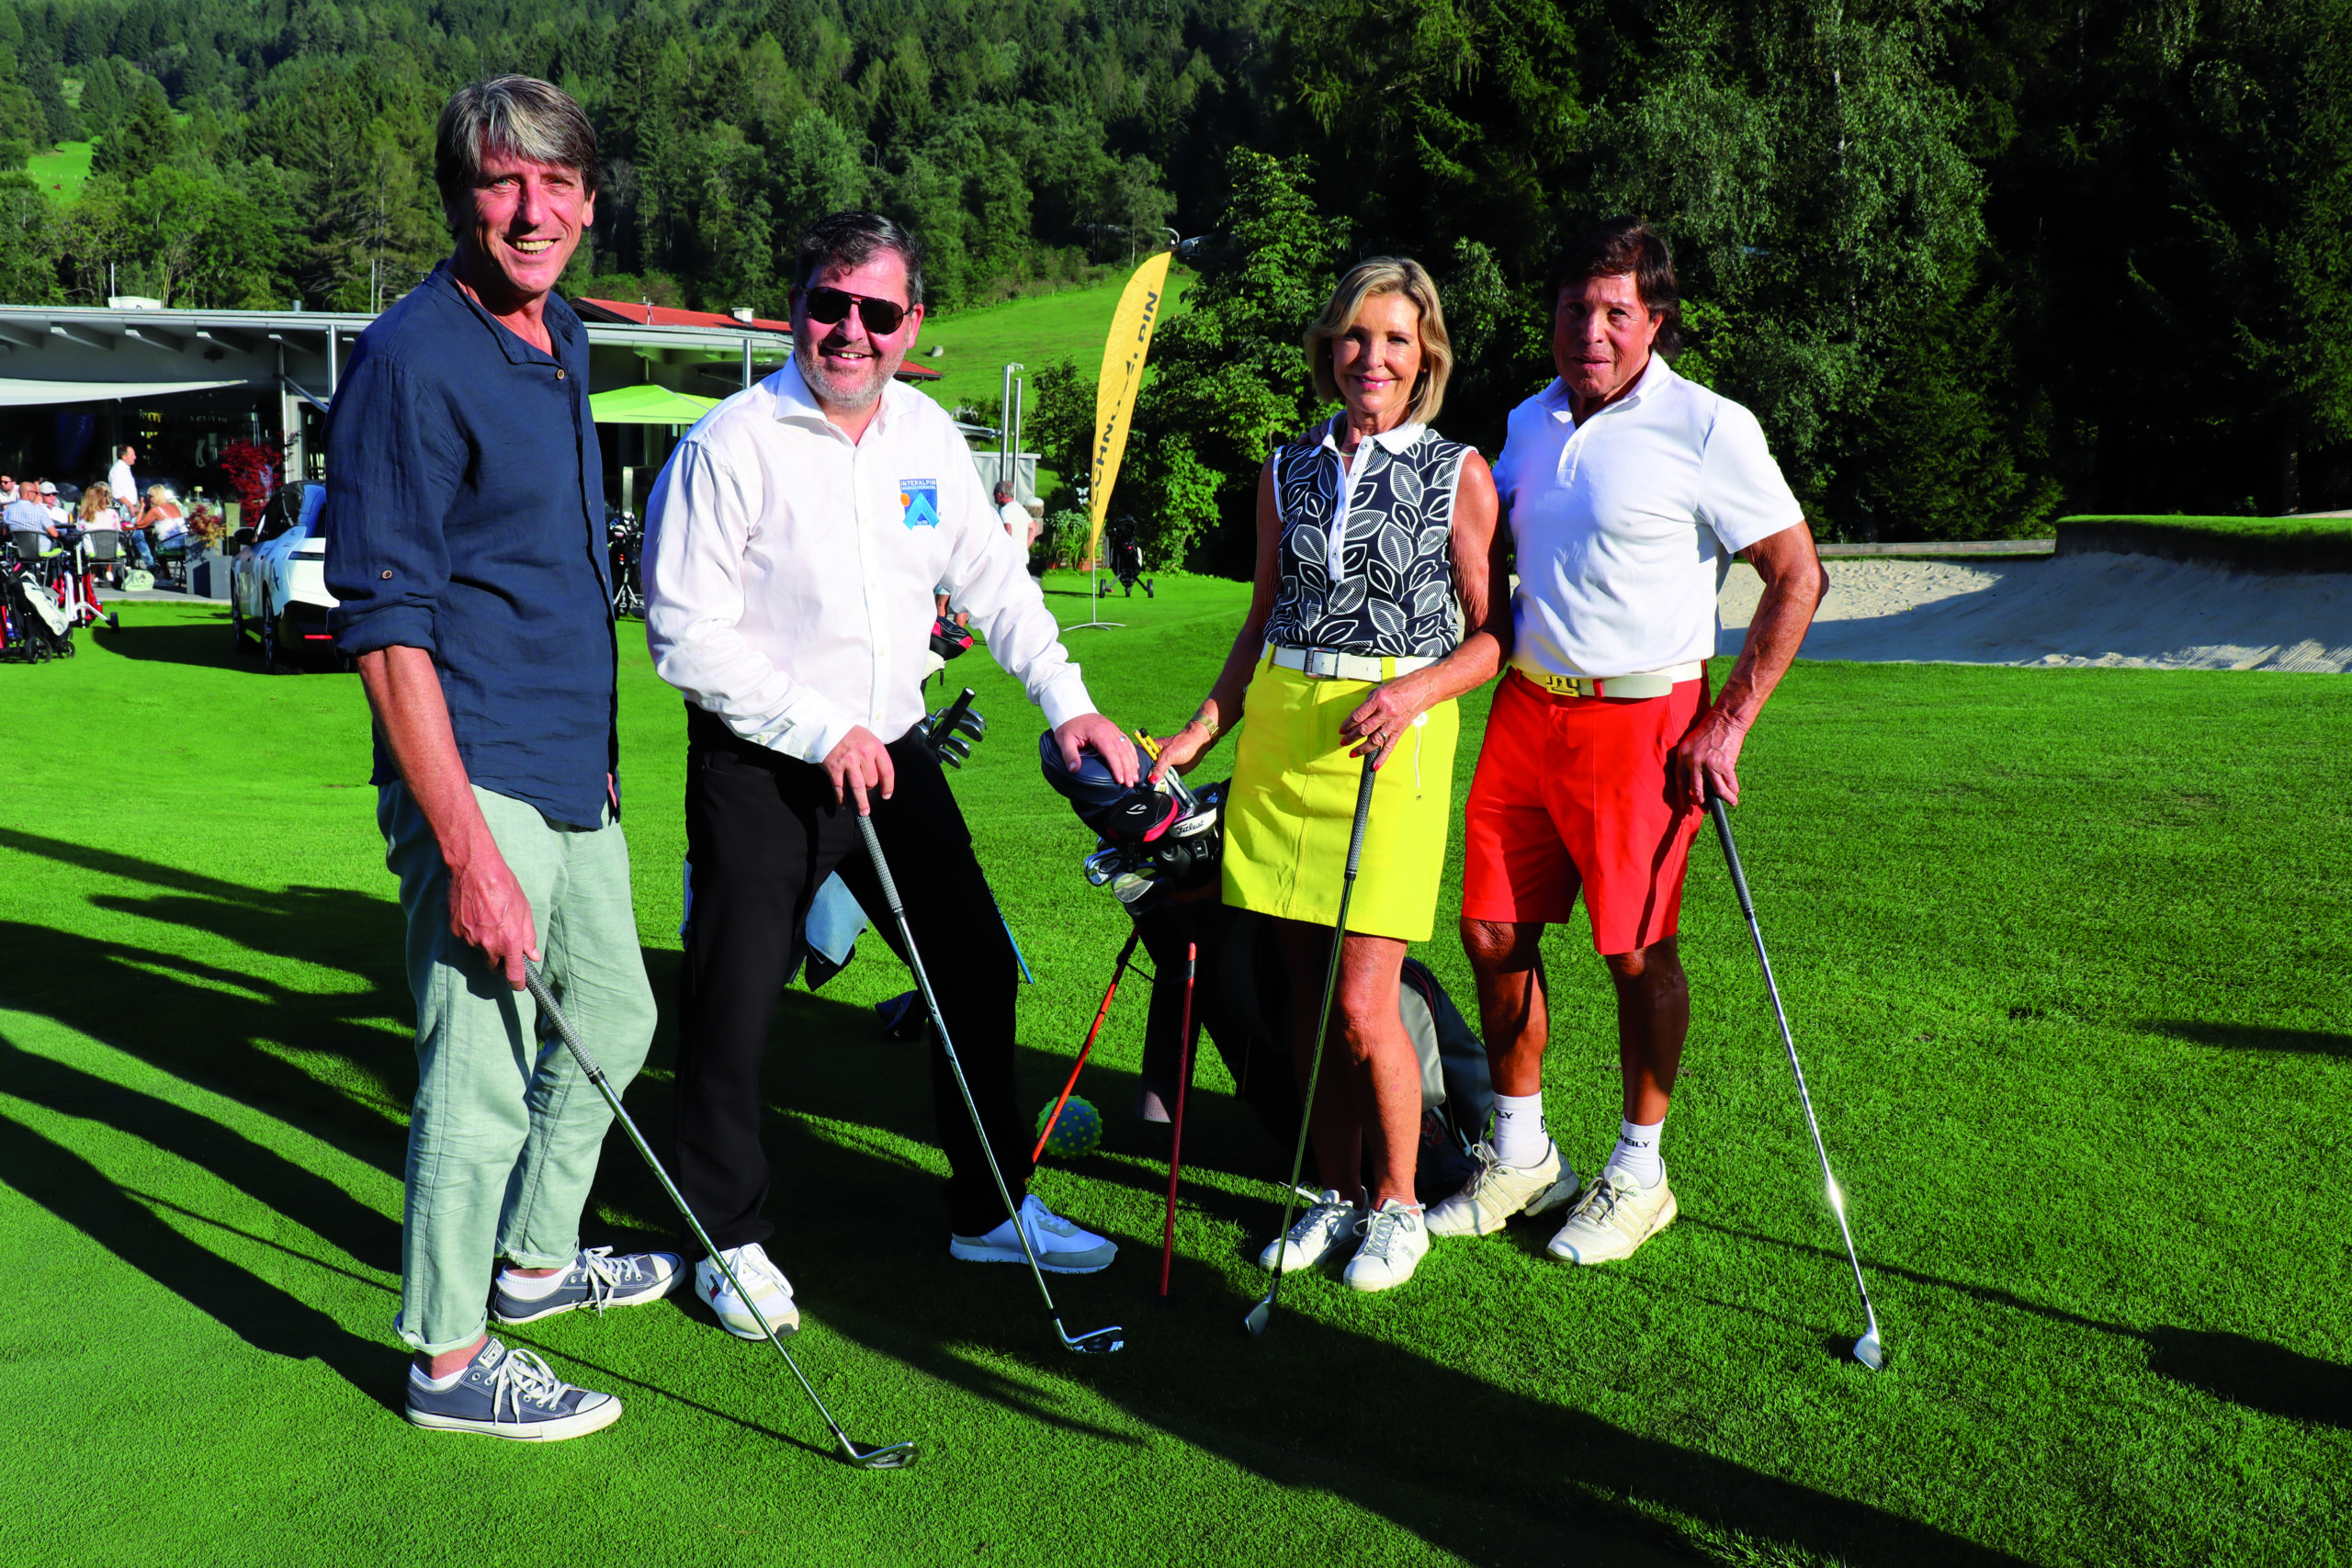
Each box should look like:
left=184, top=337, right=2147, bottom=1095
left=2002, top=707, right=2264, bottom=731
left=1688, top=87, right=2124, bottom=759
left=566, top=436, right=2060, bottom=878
left=1604, top=1118, right=1665, bottom=1188
left=497, top=1262, right=572, bottom=1300
left=410, top=1362, right=467, bottom=1392
left=1491, top=1092, right=1549, bottom=1168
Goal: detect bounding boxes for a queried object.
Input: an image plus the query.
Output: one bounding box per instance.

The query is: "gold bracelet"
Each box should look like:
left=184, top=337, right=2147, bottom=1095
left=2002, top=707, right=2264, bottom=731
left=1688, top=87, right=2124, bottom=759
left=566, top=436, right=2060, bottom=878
left=1189, top=709, right=1219, bottom=740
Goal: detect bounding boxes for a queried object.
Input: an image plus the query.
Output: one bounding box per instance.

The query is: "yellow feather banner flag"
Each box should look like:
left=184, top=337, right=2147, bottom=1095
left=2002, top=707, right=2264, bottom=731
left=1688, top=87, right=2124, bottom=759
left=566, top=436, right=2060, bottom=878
left=1087, top=250, right=1175, bottom=564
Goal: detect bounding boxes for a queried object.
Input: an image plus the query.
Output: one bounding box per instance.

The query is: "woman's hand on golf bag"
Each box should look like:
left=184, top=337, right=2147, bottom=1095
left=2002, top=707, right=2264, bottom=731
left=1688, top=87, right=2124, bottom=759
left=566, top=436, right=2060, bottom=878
left=1148, top=719, right=1216, bottom=783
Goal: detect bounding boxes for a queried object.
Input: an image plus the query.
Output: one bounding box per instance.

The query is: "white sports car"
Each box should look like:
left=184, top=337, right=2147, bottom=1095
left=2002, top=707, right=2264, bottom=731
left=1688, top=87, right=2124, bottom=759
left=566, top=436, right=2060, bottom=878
left=231, top=482, right=342, bottom=671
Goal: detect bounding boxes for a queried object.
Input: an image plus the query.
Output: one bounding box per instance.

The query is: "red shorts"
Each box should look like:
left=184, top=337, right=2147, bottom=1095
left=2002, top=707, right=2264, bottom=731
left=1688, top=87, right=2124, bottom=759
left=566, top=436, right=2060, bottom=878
left=1461, top=669, right=1708, bottom=954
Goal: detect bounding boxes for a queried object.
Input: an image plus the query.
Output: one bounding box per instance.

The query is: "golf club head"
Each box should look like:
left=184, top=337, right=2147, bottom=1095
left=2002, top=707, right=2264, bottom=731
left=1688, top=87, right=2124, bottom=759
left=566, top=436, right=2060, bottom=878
left=1058, top=1322, right=1125, bottom=1354
left=938, top=738, right=970, bottom=767
left=1852, top=1329, right=1884, bottom=1371
left=1242, top=1297, right=1272, bottom=1337
left=841, top=1436, right=919, bottom=1470
left=952, top=711, right=987, bottom=740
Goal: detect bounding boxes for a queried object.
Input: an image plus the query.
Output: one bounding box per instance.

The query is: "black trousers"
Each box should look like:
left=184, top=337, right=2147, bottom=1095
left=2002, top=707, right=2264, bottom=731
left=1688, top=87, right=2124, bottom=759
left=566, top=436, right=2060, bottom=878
left=674, top=705, right=1032, bottom=1245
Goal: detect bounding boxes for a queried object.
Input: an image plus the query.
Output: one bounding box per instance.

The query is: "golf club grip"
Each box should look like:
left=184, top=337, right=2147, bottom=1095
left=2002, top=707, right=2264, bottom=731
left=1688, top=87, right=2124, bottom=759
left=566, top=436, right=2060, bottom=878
left=1343, top=758, right=1377, bottom=877
left=933, top=686, right=977, bottom=739
left=855, top=815, right=907, bottom=917
left=524, top=969, right=606, bottom=1084
left=1706, top=797, right=1758, bottom=919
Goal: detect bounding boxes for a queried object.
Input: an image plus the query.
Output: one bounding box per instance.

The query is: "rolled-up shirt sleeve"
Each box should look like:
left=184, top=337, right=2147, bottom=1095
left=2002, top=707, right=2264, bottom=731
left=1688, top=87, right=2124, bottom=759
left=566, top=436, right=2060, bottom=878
left=936, top=457, right=1097, bottom=730
left=325, top=353, right=466, bottom=656
left=643, top=436, right=860, bottom=763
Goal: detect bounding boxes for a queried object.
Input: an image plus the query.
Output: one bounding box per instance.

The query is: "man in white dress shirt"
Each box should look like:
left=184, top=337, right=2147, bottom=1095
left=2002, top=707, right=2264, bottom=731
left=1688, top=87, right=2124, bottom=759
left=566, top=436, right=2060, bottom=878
left=644, top=212, right=1139, bottom=1342
left=107, top=446, right=138, bottom=514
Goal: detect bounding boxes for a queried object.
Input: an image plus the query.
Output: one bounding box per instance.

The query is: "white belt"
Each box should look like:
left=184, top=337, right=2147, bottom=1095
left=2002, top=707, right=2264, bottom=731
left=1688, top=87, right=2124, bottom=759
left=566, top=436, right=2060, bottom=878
left=1269, top=643, right=1438, bottom=682
left=1517, top=661, right=1703, bottom=700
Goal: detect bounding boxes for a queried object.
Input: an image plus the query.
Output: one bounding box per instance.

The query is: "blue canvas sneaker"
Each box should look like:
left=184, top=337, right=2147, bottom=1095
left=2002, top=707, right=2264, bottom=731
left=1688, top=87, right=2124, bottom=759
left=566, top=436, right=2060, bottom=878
left=490, top=1247, right=682, bottom=1326
left=405, top=1338, right=620, bottom=1441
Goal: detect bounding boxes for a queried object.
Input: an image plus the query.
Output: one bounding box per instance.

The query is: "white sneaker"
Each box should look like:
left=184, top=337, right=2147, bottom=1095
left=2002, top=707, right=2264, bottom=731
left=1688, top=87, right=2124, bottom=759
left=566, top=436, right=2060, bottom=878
left=950, top=1194, right=1117, bottom=1273
left=1255, top=1190, right=1361, bottom=1273
left=695, top=1243, right=800, bottom=1340
left=1424, top=1139, right=1579, bottom=1237
left=1545, top=1167, right=1679, bottom=1265
left=1342, top=1200, right=1430, bottom=1292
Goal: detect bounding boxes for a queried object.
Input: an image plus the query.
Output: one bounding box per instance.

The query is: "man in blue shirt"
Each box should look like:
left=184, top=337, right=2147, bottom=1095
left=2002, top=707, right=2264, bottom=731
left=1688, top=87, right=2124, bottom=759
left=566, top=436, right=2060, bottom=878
left=326, top=76, right=674, bottom=1442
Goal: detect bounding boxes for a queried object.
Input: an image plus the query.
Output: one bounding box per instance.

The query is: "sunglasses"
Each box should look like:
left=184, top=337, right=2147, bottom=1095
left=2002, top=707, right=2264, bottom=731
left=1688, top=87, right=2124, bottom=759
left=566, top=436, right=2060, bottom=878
left=803, top=287, right=910, bottom=336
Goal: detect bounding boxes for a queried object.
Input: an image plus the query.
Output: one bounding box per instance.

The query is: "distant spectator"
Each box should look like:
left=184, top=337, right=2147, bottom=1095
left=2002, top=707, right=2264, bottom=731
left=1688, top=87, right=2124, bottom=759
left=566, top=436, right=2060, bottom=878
left=0, top=474, right=17, bottom=504
left=40, top=480, right=67, bottom=528
left=123, top=484, right=185, bottom=570
left=107, top=446, right=137, bottom=512
left=993, top=478, right=1039, bottom=550
left=5, top=482, right=54, bottom=559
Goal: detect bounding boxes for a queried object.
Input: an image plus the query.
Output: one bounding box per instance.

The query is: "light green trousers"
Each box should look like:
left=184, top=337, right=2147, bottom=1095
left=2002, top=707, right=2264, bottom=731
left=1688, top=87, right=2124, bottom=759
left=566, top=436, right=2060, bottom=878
left=380, top=783, right=657, bottom=1355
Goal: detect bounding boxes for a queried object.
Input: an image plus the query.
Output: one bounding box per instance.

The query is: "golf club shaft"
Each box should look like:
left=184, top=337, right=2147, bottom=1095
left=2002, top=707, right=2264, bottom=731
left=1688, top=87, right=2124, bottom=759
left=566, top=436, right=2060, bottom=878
left=1035, top=925, right=1141, bottom=1162
left=1704, top=798, right=1881, bottom=1337
left=521, top=967, right=859, bottom=1449
left=1261, top=756, right=1379, bottom=1318
left=854, top=814, right=1069, bottom=1325
left=1158, top=942, right=1198, bottom=1297
left=993, top=895, right=1037, bottom=986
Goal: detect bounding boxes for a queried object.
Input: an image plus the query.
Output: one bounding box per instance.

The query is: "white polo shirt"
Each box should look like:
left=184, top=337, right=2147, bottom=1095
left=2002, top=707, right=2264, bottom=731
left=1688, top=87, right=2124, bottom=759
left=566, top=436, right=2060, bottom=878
left=643, top=359, right=1096, bottom=763
left=1495, top=355, right=1803, bottom=679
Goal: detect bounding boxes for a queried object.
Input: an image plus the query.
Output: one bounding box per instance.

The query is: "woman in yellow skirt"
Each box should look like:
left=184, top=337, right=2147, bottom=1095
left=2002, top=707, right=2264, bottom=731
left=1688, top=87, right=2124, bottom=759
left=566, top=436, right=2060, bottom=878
left=1148, top=257, right=1509, bottom=1293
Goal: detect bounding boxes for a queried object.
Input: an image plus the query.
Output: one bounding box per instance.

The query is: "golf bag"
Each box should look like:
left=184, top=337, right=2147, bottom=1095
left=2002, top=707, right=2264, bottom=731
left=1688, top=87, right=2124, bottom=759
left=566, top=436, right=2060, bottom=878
left=1098, top=515, right=1153, bottom=599
left=3, top=556, right=72, bottom=661
left=1039, top=732, right=1495, bottom=1201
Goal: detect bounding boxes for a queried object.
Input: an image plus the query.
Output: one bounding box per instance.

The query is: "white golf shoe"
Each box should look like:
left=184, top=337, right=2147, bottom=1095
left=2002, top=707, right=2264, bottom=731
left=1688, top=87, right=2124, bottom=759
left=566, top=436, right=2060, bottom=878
left=1342, top=1200, right=1430, bottom=1292
left=1424, top=1139, right=1580, bottom=1237
left=951, top=1194, right=1118, bottom=1273
left=1256, top=1190, right=1362, bottom=1273
left=696, top=1243, right=801, bottom=1339
left=1544, top=1167, right=1678, bottom=1265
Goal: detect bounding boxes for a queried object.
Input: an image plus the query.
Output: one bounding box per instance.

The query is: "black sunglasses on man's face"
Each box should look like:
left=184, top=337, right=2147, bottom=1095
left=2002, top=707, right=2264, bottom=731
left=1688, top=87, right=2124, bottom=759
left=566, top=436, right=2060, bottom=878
left=802, top=286, right=909, bottom=336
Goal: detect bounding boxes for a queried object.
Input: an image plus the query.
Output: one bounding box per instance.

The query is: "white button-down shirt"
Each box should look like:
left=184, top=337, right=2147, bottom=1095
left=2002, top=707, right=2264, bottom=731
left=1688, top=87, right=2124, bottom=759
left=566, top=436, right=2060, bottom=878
left=1494, top=355, right=1802, bottom=680
left=644, top=360, right=1096, bottom=763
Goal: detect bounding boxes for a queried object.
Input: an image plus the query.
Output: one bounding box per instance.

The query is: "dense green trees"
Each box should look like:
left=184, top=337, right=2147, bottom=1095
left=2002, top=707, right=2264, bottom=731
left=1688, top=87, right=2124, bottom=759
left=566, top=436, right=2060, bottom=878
left=4, top=0, right=2352, bottom=552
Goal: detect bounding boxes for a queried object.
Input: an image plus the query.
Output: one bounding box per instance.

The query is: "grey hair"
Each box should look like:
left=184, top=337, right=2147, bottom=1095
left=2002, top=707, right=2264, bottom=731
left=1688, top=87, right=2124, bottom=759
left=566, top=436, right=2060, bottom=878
left=793, top=211, right=925, bottom=309
left=435, top=76, right=599, bottom=232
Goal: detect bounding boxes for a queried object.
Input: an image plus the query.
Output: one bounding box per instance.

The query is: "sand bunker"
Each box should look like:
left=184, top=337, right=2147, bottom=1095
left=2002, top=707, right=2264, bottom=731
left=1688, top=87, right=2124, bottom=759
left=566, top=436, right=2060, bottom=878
left=1718, top=552, right=2352, bottom=671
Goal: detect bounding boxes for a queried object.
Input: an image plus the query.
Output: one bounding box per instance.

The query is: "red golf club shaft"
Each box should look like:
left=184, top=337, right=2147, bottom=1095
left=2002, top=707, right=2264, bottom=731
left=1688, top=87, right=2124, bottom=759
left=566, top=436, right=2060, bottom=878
left=1158, top=942, right=1198, bottom=1297
left=1033, top=925, right=1142, bottom=1162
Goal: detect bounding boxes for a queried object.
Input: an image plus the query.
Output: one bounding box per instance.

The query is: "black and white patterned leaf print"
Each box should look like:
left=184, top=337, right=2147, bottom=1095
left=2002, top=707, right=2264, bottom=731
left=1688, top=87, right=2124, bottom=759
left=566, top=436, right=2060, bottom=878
left=1266, top=424, right=1470, bottom=657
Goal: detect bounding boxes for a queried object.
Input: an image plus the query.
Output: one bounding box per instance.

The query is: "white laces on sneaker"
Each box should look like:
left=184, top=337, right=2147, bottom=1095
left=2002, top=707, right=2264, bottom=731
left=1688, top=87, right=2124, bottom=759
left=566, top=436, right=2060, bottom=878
left=715, top=1244, right=790, bottom=1301
left=1573, top=1177, right=1631, bottom=1230
left=1353, top=1202, right=1425, bottom=1263
left=481, top=1346, right=574, bottom=1419
left=571, top=1247, right=647, bottom=1314
left=1283, top=1198, right=1353, bottom=1247
left=1021, top=1195, right=1081, bottom=1239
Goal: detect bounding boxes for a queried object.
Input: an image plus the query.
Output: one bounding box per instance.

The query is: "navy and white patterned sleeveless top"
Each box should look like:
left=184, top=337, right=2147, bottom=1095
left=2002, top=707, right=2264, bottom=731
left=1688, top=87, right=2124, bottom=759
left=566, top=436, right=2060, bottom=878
left=1263, top=418, right=1472, bottom=659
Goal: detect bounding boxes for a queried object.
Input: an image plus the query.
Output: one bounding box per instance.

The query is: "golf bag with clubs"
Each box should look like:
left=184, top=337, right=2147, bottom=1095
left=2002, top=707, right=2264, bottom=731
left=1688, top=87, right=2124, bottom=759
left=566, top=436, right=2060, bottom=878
left=1038, top=733, right=1492, bottom=1201
left=1097, top=515, right=1153, bottom=599
left=3, top=549, right=73, bottom=661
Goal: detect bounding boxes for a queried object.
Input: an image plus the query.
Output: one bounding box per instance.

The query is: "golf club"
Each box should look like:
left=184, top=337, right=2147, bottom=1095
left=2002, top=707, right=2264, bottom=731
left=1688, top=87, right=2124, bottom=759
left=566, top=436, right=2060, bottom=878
left=1035, top=925, right=1143, bottom=1161
left=1156, top=941, right=1198, bottom=1301
left=855, top=812, right=1125, bottom=1355
left=519, top=965, right=917, bottom=1467
left=1703, top=790, right=1886, bottom=1371
left=1244, top=752, right=1379, bottom=1338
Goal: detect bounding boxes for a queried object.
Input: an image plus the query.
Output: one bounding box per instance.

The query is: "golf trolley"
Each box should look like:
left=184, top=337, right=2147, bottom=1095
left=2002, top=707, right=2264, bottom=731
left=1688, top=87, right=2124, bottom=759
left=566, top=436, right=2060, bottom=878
left=606, top=506, right=644, bottom=618
left=2, top=540, right=74, bottom=661
left=1095, top=515, right=1153, bottom=600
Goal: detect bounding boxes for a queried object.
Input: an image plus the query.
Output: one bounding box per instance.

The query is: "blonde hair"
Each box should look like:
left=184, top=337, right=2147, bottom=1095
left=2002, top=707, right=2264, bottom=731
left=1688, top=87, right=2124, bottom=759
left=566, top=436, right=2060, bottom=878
left=79, top=481, right=111, bottom=520
left=1304, top=257, right=1453, bottom=426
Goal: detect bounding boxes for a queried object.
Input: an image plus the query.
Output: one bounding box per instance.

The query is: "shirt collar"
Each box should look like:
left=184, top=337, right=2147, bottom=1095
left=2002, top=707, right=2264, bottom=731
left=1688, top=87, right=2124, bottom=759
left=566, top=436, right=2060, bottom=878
left=1319, top=414, right=1426, bottom=456
left=430, top=258, right=579, bottom=367
left=769, top=355, right=910, bottom=442
left=1543, top=352, right=1675, bottom=424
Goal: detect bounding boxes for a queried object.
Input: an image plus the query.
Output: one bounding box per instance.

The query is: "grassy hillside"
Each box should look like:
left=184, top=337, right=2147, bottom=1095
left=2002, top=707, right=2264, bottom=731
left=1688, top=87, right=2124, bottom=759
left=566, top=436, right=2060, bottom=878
left=28, top=140, right=93, bottom=203
left=913, top=267, right=1194, bottom=412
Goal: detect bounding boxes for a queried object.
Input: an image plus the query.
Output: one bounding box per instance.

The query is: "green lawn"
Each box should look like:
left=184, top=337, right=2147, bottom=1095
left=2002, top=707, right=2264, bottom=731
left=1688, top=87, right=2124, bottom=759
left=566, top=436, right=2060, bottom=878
left=912, top=268, right=1194, bottom=412
left=28, top=140, right=93, bottom=203
left=1, top=583, right=2346, bottom=1565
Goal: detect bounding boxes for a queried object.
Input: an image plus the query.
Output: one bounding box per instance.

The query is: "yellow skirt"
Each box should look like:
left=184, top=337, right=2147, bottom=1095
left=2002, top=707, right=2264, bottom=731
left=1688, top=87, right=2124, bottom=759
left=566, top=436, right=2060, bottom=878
left=1221, top=652, right=1459, bottom=942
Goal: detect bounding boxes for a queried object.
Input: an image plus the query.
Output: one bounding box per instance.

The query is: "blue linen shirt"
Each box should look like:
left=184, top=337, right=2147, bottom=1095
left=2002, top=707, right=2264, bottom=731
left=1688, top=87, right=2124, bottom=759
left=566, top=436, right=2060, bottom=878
left=325, top=262, right=617, bottom=829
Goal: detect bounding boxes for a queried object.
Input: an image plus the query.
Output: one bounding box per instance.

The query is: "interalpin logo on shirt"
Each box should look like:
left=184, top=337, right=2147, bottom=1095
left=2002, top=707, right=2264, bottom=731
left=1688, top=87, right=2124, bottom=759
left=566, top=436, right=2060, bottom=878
left=900, top=481, right=940, bottom=529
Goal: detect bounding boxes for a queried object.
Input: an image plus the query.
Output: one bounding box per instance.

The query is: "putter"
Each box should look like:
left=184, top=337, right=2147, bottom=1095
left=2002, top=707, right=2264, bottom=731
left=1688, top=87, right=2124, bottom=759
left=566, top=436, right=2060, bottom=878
left=1156, top=941, right=1199, bottom=1301
left=1704, top=791, right=1886, bottom=1371
left=1035, top=925, right=1143, bottom=1161
left=1245, top=753, right=1379, bottom=1338
left=855, top=813, right=1124, bottom=1354
left=520, top=965, right=916, bottom=1467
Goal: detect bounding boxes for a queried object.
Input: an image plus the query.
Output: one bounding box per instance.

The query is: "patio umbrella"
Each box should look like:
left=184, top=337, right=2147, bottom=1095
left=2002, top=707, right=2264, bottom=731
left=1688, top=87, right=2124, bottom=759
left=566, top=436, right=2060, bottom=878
left=588, top=385, right=722, bottom=424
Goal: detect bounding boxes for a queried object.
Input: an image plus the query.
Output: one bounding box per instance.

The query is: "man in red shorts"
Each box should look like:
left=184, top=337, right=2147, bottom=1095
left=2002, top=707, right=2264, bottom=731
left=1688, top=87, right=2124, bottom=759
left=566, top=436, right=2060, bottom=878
left=1427, top=217, right=1825, bottom=1264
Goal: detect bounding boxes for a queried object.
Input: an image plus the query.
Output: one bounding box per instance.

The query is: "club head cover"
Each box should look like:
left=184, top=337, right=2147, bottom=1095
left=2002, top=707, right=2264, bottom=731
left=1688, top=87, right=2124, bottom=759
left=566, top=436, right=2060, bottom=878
left=1036, top=729, right=1179, bottom=844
